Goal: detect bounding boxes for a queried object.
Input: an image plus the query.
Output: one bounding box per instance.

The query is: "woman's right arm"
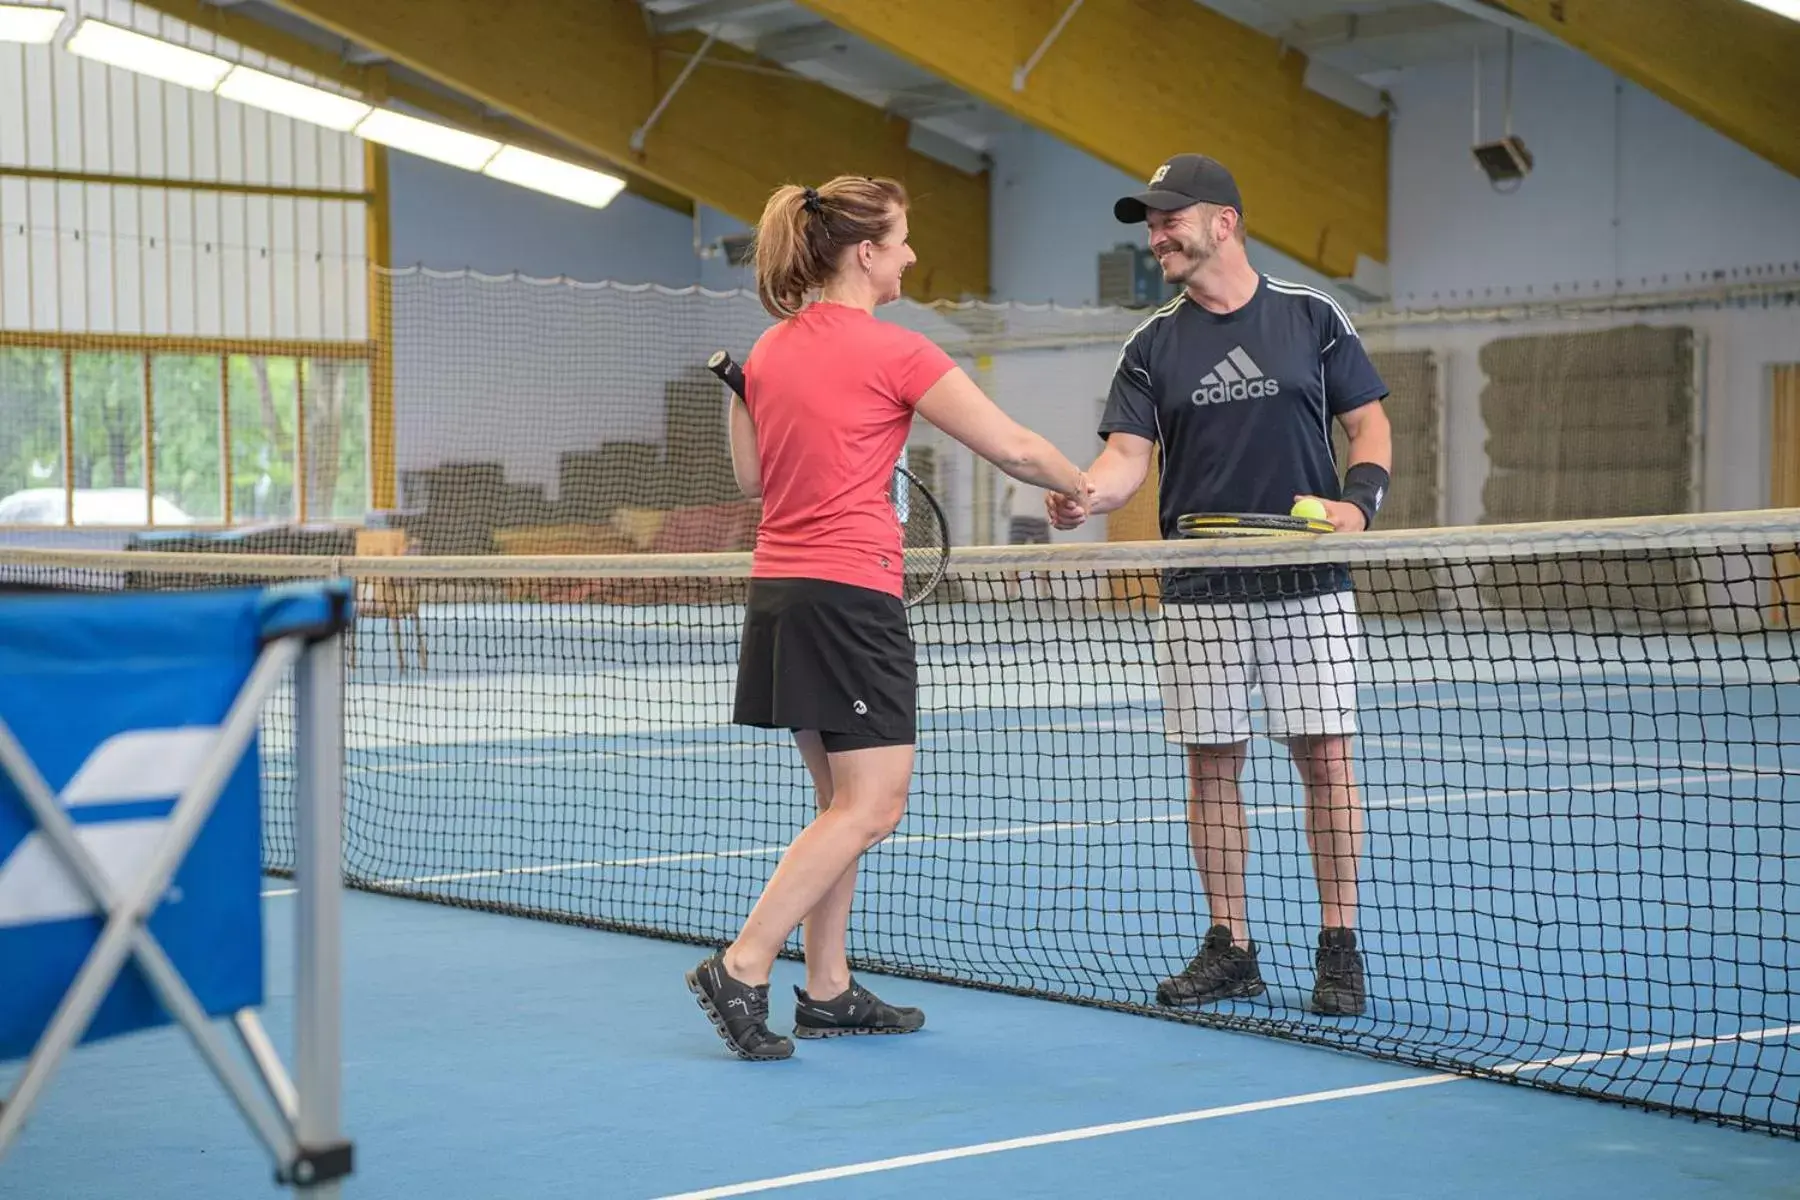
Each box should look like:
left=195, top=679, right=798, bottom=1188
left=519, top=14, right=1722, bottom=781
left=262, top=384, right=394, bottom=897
left=726, top=392, right=762, bottom=500
left=913, top=367, right=1087, bottom=500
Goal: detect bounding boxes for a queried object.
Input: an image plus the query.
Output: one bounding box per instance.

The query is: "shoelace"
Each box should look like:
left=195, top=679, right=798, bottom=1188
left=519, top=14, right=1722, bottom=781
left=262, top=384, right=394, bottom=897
left=1183, top=945, right=1238, bottom=978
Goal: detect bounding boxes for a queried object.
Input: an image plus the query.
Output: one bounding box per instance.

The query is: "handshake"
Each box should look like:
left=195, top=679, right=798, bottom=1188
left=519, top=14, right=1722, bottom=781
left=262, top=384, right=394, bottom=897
left=1045, top=473, right=1096, bottom=531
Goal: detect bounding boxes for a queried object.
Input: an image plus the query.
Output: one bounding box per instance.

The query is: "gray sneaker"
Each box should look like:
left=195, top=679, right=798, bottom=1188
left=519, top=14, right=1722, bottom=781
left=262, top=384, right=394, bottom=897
left=1156, top=925, right=1266, bottom=1006
left=686, top=952, right=794, bottom=1061
left=1309, top=927, right=1367, bottom=1016
left=792, top=979, right=925, bottom=1038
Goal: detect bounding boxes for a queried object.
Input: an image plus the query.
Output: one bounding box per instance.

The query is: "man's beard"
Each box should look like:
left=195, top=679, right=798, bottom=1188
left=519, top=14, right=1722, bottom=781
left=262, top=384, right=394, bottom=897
left=1157, top=227, right=1219, bottom=285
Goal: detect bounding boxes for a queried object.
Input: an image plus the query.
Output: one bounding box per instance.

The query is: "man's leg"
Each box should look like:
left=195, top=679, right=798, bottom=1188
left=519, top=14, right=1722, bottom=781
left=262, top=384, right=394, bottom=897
left=1152, top=741, right=1267, bottom=1014
left=1154, top=601, right=1265, bottom=1007
left=1288, top=734, right=1362, bottom=933
left=1290, top=732, right=1367, bottom=1015
left=1263, top=589, right=1367, bottom=1016
left=1185, top=742, right=1252, bottom=943
left=1157, top=741, right=1266, bottom=1005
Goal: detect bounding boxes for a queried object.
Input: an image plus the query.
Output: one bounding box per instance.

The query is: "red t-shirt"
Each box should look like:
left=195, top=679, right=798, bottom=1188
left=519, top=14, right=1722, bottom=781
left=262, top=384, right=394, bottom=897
left=744, top=302, right=956, bottom=596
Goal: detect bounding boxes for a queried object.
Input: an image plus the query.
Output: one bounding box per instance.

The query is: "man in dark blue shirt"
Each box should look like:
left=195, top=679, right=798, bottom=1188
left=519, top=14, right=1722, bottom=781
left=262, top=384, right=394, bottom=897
left=1050, top=153, right=1392, bottom=1017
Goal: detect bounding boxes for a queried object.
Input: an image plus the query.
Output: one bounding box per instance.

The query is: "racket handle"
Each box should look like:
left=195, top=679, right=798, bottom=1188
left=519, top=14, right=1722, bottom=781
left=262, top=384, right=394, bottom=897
left=707, top=349, right=747, bottom=399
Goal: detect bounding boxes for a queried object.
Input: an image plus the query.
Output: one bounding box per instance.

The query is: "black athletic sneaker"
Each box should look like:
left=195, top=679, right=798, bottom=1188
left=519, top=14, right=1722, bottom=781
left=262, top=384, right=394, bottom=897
left=1155, top=925, right=1266, bottom=1006
left=1310, top=927, right=1367, bottom=1016
left=686, top=952, right=794, bottom=1061
left=792, top=979, right=926, bottom=1038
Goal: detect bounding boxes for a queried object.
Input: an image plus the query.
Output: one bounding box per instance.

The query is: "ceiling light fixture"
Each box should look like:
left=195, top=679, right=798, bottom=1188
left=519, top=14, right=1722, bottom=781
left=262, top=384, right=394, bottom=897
left=482, top=146, right=626, bottom=209
left=353, top=109, right=500, bottom=171
left=65, top=18, right=231, bottom=90
left=217, top=66, right=373, bottom=132
left=0, top=3, right=64, bottom=44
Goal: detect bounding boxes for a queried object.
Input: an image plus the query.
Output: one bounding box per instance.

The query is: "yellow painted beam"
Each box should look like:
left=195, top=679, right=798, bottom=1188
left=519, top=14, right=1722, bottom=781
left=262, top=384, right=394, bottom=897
left=792, top=0, right=1387, bottom=280
left=264, top=0, right=989, bottom=300
left=132, top=0, right=692, bottom=215
left=366, top=142, right=396, bottom=513
left=0, top=164, right=368, bottom=201
left=1494, top=0, right=1800, bottom=179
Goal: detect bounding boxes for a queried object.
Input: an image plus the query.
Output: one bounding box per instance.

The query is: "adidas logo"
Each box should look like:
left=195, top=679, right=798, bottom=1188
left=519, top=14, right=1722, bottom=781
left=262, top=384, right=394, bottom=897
left=1191, top=347, right=1280, bottom=406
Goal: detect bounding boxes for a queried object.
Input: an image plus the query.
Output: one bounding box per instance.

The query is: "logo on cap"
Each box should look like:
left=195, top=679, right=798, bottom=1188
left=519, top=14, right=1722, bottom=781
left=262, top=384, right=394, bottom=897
left=1149, top=164, right=1169, bottom=185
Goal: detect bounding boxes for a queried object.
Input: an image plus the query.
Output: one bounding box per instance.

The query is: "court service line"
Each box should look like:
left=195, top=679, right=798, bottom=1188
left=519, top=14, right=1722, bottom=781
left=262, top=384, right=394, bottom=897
left=272, top=719, right=1163, bottom=781
left=275, top=692, right=1741, bottom=782
left=648, top=1024, right=1800, bottom=1200
left=280, top=672, right=1766, bottom=779
left=349, top=767, right=1742, bottom=891
left=1368, top=735, right=1787, bottom=780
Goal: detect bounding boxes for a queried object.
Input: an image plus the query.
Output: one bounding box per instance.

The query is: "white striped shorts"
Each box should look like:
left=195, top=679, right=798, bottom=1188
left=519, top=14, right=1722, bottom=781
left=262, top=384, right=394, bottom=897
left=1155, top=590, right=1362, bottom=744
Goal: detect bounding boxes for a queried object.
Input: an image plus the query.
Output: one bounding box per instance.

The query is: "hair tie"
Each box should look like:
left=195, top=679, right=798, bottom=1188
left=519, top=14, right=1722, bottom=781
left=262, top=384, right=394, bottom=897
left=801, top=186, right=823, bottom=215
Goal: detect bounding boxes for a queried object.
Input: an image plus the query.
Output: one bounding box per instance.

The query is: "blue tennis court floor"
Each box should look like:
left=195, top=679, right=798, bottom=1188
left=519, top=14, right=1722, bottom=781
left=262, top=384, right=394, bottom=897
left=6, top=617, right=1796, bottom=1195
left=4, top=883, right=1798, bottom=1199
left=248, top=668, right=1797, bottom=1134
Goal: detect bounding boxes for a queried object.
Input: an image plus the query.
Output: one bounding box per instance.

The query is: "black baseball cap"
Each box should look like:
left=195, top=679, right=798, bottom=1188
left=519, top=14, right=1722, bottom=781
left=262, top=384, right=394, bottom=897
left=1114, top=154, right=1243, bottom=224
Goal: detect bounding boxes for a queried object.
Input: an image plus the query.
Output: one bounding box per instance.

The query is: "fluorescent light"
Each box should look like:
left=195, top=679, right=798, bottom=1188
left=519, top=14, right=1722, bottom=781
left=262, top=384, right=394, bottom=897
left=1738, top=0, right=1800, bottom=19
left=353, top=109, right=499, bottom=170
left=482, top=146, right=626, bottom=209
left=217, top=65, right=371, bottom=132
left=0, top=4, right=64, bottom=44
left=66, top=19, right=232, bottom=90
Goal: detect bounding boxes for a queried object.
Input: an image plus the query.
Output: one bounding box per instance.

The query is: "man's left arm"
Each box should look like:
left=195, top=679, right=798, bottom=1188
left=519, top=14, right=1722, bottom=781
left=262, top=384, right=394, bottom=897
left=1299, top=308, right=1392, bottom=533
left=1311, top=402, right=1391, bottom=533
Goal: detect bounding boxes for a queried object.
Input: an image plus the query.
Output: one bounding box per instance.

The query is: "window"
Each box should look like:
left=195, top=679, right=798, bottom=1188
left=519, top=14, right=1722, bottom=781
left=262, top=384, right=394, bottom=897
left=0, top=348, right=65, bottom=510
left=303, top=358, right=369, bottom=520
left=71, top=353, right=147, bottom=520
left=0, top=342, right=371, bottom=527
left=153, top=355, right=225, bottom=522
left=229, top=354, right=300, bottom=523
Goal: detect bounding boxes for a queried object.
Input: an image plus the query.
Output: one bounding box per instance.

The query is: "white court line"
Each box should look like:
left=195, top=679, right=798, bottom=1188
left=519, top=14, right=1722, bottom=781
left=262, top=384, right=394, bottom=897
left=369, top=843, right=789, bottom=888
left=1406, top=683, right=1617, bottom=711
left=1230, top=771, right=1740, bottom=820
left=262, top=669, right=1770, bottom=778
left=277, top=709, right=1749, bottom=783
left=1367, top=735, right=1790, bottom=780
left=1399, top=682, right=1670, bottom=712
left=262, top=887, right=296, bottom=897
left=1495, top=1024, right=1800, bottom=1076
left=649, top=1024, right=1800, bottom=1199
left=363, top=767, right=1746, bottom=891
left=275, top=675, right=1769, bottom=780
left=269, top=720, right=1161, bottom=781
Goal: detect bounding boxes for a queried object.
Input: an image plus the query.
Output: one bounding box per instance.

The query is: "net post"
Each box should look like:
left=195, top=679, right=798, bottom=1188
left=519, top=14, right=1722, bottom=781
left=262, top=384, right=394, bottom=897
left=291, top=629, right=349, bottom=1195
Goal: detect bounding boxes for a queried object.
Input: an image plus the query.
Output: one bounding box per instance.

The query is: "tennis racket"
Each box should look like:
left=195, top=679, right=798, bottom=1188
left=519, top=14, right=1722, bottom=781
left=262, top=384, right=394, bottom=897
left=1175, top=512, right=1334, bottom=539
left=707, top=349, right=951, bottom=608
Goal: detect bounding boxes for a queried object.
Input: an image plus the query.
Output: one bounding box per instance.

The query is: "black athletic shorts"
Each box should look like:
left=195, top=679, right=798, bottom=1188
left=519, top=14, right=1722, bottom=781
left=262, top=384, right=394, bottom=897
left=733, top=577, right=916, bottom=752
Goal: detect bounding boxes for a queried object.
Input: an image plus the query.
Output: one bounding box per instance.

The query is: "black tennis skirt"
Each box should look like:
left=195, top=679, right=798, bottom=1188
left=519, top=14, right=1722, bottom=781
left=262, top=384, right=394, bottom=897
left=733, top=577, right=916, bottom=751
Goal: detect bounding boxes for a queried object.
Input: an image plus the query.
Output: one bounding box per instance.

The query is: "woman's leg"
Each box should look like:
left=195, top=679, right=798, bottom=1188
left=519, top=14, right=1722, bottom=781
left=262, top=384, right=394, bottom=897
left=688, top=739, right=914, bottom=1059
left=785, top=734, right=928, bottom=1039
left=792, top=731, right=857, bottom=1001
left=724, top=741, right=914, bottom=985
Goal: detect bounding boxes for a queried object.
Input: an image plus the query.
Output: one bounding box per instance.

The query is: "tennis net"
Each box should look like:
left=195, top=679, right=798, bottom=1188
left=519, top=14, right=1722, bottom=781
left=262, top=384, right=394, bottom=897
left=3, top=510, right=1796, bottom=1136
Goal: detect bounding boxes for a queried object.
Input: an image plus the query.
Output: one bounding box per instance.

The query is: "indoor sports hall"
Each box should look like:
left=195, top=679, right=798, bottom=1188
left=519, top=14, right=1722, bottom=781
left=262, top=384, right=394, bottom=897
left=1, top=1, right=1798, bottom=1197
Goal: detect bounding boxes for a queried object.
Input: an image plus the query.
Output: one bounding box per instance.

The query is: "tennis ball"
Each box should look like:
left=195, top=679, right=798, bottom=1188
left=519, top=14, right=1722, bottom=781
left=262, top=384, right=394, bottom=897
left=1290, top=497, right=1330, bottom=522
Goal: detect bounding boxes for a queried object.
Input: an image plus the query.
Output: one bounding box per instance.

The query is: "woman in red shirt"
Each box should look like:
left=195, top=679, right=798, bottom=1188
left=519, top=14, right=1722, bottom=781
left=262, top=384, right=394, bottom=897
left=687, top=175, right=1090, bottom=1060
